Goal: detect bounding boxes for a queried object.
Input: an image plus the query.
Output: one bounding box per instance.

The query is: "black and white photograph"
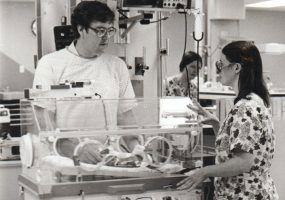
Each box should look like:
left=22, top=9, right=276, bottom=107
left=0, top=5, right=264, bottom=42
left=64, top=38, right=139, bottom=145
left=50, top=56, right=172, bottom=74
left=0, top=0, right=284, bottom=199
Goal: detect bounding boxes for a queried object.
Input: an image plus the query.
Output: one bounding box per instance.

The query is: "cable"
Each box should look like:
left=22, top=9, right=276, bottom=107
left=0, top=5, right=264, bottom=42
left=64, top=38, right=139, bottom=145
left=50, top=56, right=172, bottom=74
left=182, top=8, right=192, bottom=99
left=204, top=184, right=211, bottom=200
left=94, top=93, right=101, bottom=98
left=185, top=67, right=191, bottom=98
left=136, top=197, right=152, bottom=200
left=182, top=8, right=188, bottom=57
left=196, top=39, right=200, bottom=101
left=149, top=16, right=169, bottom=24
left=149, top=12, right=173, bottom=24
left=117, top=8, right=129, bottom=19
left=162, top=55, right=168, bottom=96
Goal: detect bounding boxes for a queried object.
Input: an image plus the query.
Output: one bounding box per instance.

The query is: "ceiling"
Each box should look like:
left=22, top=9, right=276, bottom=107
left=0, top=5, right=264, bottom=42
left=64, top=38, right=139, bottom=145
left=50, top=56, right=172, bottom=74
left=245, top=0, right=285, bottom=11
left=0, top=0, right=34, bottom=2
left=0, top=0, right=285, bottom=11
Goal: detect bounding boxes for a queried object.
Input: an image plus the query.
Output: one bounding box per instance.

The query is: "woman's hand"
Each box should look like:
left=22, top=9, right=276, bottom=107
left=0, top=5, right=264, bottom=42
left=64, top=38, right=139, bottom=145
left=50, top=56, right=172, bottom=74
left=188, top=98, right=220, bottom=135
left=188, top=99, right=218, bottom=124
left=176, top=168, right=207, bottom=191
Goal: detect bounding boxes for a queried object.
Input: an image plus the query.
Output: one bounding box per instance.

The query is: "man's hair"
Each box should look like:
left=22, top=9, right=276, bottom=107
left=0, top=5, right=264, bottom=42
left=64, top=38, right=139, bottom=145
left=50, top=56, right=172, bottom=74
left=71, top=1, right=115, bottom=39
left=222, top=41, right=270, bottom=107
left=179, top=51, right=202, bottom=72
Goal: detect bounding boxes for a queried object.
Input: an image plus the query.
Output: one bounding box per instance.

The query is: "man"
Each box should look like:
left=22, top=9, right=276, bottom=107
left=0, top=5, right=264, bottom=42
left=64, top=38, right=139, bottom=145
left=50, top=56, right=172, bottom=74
left=33, top=1, right=134, bottom=104
left=33, top=1, right=136, bottom=163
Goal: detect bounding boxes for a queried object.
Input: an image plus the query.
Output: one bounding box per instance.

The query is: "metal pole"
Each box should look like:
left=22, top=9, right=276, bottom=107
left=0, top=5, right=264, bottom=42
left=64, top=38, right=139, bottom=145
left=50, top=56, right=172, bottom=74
left=36, top=0, right=42, bottom=61
left=157, top=12, right=163, bottom=97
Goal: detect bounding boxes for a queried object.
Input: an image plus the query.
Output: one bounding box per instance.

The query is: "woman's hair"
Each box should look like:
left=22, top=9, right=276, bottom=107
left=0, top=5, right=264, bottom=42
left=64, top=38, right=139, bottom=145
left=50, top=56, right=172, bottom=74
left=71, top=1, right=115, bottom=39
left=222, top=41, right=270, bottom=107
left=179, top=51, right=202, bottom=72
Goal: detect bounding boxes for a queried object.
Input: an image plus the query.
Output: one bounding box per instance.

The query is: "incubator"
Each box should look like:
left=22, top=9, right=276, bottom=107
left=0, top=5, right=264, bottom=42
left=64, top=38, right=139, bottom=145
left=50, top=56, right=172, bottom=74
left=18, top=90, right=204, bottom=200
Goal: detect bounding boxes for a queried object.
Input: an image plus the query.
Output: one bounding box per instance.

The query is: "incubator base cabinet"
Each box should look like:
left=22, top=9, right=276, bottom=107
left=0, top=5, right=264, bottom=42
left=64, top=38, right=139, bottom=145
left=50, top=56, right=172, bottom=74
left=0, top=161, right=21, bottom=200
left=18, top=94, right=205, bottom=200
left=19, top=175, right=202, bottom=200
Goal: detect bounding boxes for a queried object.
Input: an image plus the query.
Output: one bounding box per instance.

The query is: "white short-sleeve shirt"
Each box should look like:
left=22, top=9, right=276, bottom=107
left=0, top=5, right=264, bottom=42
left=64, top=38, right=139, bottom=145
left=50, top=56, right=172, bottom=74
left=33, top=43, right=135, bottom=128
left=33, top=42, right=135, bottom=101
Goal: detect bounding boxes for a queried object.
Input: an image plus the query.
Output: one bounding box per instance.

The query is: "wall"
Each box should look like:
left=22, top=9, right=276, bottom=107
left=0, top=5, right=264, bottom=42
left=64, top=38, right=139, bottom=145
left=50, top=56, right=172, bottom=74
left=41, top=0, right=69, bottom=56
left=242, top=12, right=285, bottom=196
left=161, top=13, right=195, bottom=77
left=271, top=118, right=285, bottom=199
left=108, top=12, right=197, bottom=98
left=0, top=1, right=36, bottom=91
left=240, top=10, right=285, bottom=89
left=105, top=10, right=160, bottom=98
left=207, top=9, right=285, bottom=88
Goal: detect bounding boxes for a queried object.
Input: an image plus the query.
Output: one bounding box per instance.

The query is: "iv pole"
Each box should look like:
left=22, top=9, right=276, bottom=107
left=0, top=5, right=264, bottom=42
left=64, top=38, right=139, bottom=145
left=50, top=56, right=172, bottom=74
left=193, top=32, right=204, bottom=102
left=192, top=0, right=204, bottom=102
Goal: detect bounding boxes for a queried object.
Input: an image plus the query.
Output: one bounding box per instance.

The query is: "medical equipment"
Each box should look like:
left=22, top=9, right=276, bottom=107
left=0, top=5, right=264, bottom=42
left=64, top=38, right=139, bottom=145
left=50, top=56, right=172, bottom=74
left=0, top=92, right=24, bottom=160
left=119, top=0, right=191, bottom=10
left=18, top=86, right=204, bottom=200
left=0, top=105, right=10, bottom=124
left=0, top=133, right=20, bottom=160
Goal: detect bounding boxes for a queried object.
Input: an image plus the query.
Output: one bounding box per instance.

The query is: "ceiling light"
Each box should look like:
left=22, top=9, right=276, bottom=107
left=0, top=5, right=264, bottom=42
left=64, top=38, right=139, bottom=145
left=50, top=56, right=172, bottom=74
left=246, top=0, right=285, bottom=8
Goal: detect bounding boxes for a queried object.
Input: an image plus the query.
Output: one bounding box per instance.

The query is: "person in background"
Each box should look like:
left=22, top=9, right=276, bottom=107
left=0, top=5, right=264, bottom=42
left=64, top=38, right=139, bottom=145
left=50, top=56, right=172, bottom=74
left=177, top=41, right=279, bottom=199
left=33, top=1, right=136, bottom=164
left=166, top=51, right=202, bottom=98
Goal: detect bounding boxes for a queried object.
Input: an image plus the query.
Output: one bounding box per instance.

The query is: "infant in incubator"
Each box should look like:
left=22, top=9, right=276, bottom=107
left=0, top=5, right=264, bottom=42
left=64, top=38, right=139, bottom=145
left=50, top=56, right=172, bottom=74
left=55, top=135, right=150, bottom=168
left=54, top=134, right=174, bottom=170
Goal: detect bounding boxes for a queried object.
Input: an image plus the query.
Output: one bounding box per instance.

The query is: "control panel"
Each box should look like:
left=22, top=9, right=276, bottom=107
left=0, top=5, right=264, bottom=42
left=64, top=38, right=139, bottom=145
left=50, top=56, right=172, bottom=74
left=120, top=0, right=190, bottom=9
left=163, top=0, right=189, bottom=9
left=120, top=189, right=201, bottom=200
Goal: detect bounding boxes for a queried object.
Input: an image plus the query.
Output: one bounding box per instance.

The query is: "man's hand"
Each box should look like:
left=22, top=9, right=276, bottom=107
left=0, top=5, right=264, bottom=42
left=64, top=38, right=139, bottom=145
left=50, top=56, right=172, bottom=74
left=76, top=143, right=103, bottom=164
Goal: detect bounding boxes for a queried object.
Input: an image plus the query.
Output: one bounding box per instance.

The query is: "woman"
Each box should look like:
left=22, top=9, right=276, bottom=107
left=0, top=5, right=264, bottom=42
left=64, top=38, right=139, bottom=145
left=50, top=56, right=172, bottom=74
left=177, top=41, right=279, bottom=199
left=166, top=51, right=202, bottom=98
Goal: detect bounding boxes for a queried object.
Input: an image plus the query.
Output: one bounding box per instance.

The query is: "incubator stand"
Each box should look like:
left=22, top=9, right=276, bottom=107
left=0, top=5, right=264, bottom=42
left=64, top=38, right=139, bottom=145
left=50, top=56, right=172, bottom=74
left=18, top=97, right=204, bottom=200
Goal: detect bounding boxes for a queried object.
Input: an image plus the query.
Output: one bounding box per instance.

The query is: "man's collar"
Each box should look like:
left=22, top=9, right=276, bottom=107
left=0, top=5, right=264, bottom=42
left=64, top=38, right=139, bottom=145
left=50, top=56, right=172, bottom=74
left=67, top=40, right=100, bottom=59
left=67, top=41, right=79, bottom=56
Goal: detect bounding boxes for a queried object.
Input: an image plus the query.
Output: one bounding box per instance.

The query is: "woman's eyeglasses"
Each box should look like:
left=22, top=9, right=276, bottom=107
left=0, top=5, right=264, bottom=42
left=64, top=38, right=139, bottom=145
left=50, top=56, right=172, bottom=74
left=88, top=27, right=117, bottom=38
left=216, top=60, right=236, bottom=74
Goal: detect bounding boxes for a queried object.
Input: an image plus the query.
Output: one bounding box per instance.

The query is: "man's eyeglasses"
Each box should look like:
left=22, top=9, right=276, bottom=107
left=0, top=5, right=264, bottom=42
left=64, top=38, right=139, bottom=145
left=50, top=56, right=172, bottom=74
left=216, top=60, right=235, bottom=74
left=88, top=27, right=117, bottom=38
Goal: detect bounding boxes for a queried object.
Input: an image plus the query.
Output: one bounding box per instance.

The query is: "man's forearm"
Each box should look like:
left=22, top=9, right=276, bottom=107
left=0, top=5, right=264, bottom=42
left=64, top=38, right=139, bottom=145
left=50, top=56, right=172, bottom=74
left=118, top=110, right=136, bottom=126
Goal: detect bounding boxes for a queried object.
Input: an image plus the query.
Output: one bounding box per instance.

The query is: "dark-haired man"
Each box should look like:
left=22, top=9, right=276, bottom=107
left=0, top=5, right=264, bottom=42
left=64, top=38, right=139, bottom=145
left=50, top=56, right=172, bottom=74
left=33, top=1, right=136, bottom=163
left=33, top=1, right=134, bottom=101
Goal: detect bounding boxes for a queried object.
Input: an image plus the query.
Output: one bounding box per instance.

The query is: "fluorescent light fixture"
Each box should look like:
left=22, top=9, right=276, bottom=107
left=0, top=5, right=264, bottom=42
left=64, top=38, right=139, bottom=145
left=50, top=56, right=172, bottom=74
left=256, top=43, right=285, bottom=55
left=246, top=0, right=285, bottom=8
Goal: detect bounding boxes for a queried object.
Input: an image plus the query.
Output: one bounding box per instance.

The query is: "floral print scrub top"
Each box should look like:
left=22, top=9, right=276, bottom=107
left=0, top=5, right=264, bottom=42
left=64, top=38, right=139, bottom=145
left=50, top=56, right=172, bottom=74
left=214, top=93, right=278, bottom=200
left=165, top=75, right=197, bottom=98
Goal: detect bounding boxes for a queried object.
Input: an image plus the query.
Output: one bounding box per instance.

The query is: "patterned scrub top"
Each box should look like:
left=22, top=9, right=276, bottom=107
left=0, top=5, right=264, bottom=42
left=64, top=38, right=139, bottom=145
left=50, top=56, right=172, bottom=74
left=214, top=93, right=278, bottom=200
left=165, top=75, right=197, bottom=98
